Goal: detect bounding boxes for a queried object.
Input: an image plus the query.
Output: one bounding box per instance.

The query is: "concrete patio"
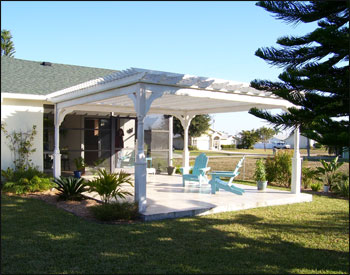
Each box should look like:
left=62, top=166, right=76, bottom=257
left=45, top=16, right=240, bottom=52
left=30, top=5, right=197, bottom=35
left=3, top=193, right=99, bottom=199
left=83, top=173, right=313, bottom=222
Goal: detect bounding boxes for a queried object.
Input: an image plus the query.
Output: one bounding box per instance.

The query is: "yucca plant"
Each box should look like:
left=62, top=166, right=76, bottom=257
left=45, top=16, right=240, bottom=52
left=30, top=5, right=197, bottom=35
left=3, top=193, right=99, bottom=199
left=316, top=157, right=344, bottom=191
left=53, top=176, right=87, bottom=200
left=87, top=169, right=133, bottom=204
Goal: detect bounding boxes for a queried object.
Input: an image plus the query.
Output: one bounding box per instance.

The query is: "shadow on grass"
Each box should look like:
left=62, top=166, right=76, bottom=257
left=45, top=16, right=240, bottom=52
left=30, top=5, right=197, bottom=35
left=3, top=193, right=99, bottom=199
left=1, top=194, right=349, bottom=274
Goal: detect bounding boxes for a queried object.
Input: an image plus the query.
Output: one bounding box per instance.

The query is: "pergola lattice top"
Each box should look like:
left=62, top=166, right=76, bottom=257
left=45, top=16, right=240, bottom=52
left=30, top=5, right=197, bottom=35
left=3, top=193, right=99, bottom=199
left=48, top=67, right=277, bottom=99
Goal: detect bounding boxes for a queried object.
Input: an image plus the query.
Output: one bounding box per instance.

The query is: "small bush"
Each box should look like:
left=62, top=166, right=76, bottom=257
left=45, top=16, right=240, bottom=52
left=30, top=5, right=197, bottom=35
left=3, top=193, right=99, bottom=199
left=311, top=182, right=322, bottom=191
left=53, top=177, right=87, bottom=200
left=175, top=166, right=182, bottom=174
left=313, top=143, right=323, bottom=149
left=265, top=150, right=292, bottom=187
left=188, top=145, right=198, bottom=151
left=221, top=145, right=236, bottom=150
left=333, top=175, right=349, bottom=198
left=90, top=201, right=139, bottom=221
left=1, top=167, right=54, bottom=194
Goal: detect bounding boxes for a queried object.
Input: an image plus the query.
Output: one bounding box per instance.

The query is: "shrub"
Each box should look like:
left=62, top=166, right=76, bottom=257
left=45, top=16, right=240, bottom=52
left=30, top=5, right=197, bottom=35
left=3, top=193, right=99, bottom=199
left=333, top=174, right=349, bottom=198
left=265, top=150, right=292, bottom=187
left=221, top=144, right=236, bottom=150
left=1, top=167, right=54, bottom=194
left=188, top=145, right=198, bottom=151
left=175, top=166, right=182, bottom=174
left=87, top=169, right=133, bottom=204
left=90, top=201, right=139, bottom=221
left=313, top=143, right=323, bottom=149
left=53, top=176, right=87, bottom=200
left=311, top=182, right=322, bottom=191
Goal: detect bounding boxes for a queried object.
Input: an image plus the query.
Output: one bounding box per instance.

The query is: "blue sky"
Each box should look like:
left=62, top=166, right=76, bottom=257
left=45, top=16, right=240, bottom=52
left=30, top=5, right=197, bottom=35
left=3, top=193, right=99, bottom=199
left=1, top=1, right=317, bottom=137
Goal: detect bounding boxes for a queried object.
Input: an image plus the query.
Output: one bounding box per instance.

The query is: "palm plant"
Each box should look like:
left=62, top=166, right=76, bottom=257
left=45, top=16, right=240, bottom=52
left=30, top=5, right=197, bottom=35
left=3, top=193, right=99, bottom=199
left=53, top=176, right=87, bottom=200
left=301, top=167, right=318, bottom=189
left=87, top=169, right=133, bottom=204
left=316, top=157, right=344, bottom=191
left=1, top=29, right=15, bottom=57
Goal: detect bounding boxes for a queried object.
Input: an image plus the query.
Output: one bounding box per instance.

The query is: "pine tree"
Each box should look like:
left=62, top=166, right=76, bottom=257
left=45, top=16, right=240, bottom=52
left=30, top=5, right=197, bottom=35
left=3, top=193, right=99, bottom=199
left=249, top=1, right=349, bottom=154
left=1, top=29, right=16, bottom=57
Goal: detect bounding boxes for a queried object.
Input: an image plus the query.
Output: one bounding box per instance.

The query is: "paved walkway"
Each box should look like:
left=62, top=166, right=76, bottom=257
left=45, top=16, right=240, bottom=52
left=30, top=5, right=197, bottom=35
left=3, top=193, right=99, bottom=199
left=83, top=173, right=313, bottom=221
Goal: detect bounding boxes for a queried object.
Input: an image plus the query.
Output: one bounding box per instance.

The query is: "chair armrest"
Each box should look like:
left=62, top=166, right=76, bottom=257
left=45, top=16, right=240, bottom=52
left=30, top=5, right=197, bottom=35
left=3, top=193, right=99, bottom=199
left=199, top=167, right=211, bottom=173
left=210, top=171, right=235, bottom=178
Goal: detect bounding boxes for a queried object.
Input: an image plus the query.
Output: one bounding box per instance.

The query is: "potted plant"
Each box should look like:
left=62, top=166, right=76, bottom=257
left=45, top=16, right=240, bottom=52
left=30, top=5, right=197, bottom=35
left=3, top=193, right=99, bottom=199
left=254, top=159, right=267, bottom=191
left=167, top=165, right=176, bottom=175
left=316, top=157, right=343, bottom=193
left=73, top=157, right=86, bottom=178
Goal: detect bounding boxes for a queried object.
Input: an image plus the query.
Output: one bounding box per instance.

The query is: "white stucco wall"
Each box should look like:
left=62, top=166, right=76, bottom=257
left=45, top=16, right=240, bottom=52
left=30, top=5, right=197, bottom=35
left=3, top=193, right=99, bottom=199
left=285, top=134, right=315, bottom=149
left=193, top=135, right=210, bottom=150
left=1, top=98, right=44, bottom=171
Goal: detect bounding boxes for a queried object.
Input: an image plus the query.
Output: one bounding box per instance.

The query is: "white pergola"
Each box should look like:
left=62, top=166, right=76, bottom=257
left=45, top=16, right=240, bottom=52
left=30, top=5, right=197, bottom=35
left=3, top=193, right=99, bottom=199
left=47, top=68, right=302, bottom=212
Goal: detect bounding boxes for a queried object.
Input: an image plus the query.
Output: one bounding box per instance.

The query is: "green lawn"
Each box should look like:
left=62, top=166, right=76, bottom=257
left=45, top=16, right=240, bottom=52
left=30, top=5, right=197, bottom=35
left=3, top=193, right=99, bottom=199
left=2, top=194, right=349, bottom=274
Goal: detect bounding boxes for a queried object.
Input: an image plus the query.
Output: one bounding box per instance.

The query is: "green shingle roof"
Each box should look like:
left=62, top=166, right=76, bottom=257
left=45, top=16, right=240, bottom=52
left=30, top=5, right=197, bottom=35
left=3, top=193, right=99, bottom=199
left=1, top=56, right=117, bottom=95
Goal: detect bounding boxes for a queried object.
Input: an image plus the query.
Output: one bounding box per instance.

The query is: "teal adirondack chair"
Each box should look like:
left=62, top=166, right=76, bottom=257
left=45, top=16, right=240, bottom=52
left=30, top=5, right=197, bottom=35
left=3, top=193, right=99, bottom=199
left=181, top=153, right=210, bottom=187
left=209, top=156, right=245, bottom=195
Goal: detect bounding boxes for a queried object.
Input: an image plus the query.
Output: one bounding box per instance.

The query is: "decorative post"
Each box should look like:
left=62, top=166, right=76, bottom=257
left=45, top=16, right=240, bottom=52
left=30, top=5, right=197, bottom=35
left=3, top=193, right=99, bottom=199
left=168, top=116, right=173, bottom=167
left=134, top=87, right=147, bottom=212
left=53, top=105, right=61, bottom=178
left=177, top=114, right=195, bottom=174
left=53, top=106, right=71, bottom=178
left=130, top=85, right=163, bottom=213
left=291, top=126, right=301, bottom=194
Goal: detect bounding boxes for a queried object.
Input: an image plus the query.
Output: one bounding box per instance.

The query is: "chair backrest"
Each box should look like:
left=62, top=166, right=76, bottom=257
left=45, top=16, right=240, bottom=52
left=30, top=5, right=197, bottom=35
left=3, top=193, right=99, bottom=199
left=232, top=156, right=245, bottom=175
left=228, top=156, right=245, bottom=185
left=192, top=153, right=209, bottom=176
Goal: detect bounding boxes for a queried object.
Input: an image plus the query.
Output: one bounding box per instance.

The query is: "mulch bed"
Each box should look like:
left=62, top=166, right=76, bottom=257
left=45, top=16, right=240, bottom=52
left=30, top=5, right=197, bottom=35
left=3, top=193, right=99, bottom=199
left=4, top=190, right=142, bottom=224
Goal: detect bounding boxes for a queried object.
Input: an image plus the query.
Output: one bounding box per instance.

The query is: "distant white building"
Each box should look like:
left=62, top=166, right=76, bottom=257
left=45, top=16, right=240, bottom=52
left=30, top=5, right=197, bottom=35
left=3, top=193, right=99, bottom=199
left=173, top=128, right=236, bottom=150
left=284, top=133, right=315, bottom=149
left=254, top=137, right=284, bottom=149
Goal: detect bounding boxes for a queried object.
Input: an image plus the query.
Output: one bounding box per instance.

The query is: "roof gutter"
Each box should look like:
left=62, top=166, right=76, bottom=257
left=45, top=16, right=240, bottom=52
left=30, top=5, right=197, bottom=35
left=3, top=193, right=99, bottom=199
left=1, top=93, right=49, bottom=101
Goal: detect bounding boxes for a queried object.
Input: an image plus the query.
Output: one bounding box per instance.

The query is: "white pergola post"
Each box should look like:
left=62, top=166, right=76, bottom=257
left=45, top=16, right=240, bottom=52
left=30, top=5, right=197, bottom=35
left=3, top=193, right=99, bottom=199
left=177, top=114, right=195, bottom=174
left=291, top=126, right=302, bottom=194
left=53, top=106, right=72, bottom=178
left=168, top=116, right=173, bottom=167
left=53, top=105, right=61, bottom=178
left=131, top=85, right=163, bottom=212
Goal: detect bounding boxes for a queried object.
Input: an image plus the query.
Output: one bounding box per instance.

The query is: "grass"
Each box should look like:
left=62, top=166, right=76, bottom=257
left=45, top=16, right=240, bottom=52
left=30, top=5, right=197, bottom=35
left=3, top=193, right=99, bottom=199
left=2, top=193, right=349, bottom=274
left=174, top=148, right=330, bottom=157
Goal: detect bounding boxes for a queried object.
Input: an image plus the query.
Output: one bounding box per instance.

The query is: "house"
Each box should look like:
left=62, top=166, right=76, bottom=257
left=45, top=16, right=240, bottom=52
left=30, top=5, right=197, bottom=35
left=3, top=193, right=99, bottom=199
left=2, top=56, right=304, bottom=211
left=1, top=56, right=171, bottom=174
left=173, top=128, right=236, bottom=150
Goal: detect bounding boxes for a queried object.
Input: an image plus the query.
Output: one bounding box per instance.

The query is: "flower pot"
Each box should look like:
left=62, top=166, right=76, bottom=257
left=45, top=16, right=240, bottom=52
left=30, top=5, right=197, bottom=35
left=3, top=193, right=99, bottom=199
left=257, top=181, right=267, bottom=191
left=167, top=166, right=176, bottom=175
left=73, top=170, right=82, bottom=178
left=323, top=185, right=329, bottom=193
